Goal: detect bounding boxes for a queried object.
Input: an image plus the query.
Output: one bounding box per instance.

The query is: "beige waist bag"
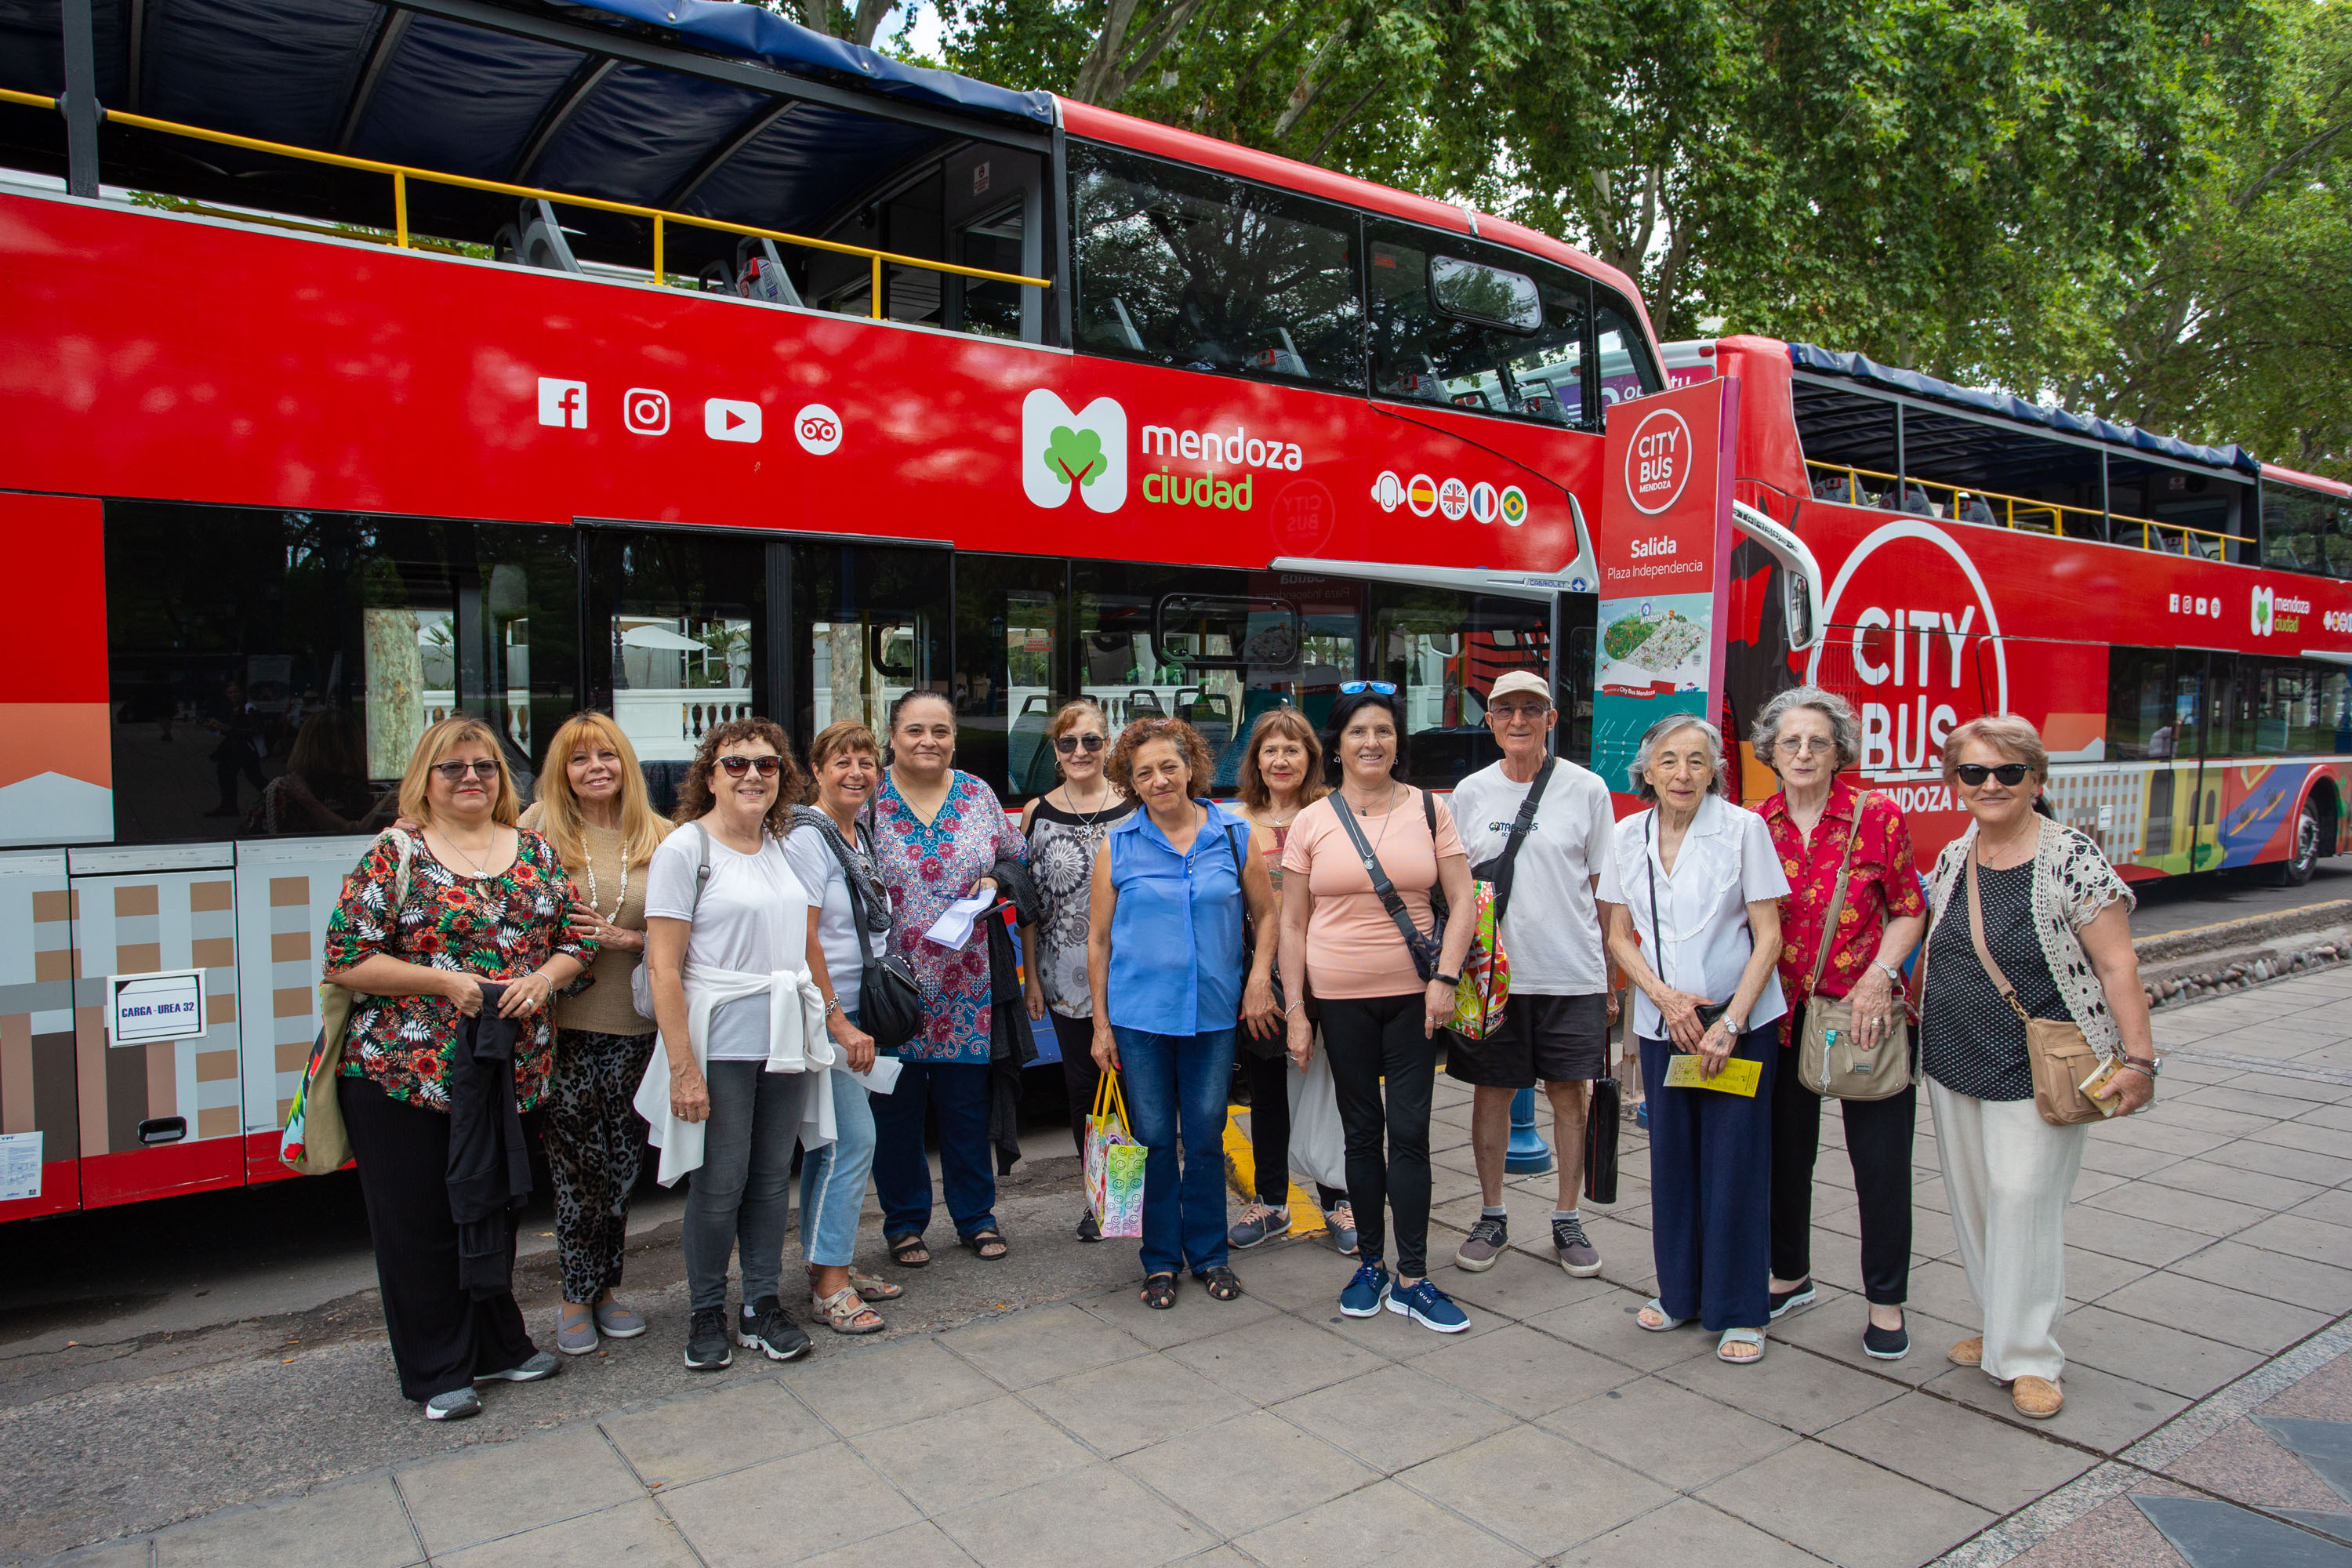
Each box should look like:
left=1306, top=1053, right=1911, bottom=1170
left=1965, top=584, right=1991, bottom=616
left=1964, top=851, right=2104, bottom=1127
left=1796, top=798, right=1912, bottom=1101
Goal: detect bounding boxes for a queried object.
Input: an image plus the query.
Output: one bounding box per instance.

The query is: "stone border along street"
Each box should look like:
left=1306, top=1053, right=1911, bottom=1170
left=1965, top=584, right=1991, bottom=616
left=15, top=959, right=2352, bottom=1568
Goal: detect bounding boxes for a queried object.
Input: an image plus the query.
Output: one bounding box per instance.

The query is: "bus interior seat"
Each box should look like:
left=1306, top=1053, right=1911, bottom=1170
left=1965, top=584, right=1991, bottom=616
left=696, top=261, right=734, bottom=292
left=494, top=200, right=583, bottom=274
left=1127, top=689, right=1166, bottom=719
left=1008, top=695, right=1051, bottom=793
left=735, top=238, right=805, bottom=307
left=1252, top=347, right=1308, bottom=378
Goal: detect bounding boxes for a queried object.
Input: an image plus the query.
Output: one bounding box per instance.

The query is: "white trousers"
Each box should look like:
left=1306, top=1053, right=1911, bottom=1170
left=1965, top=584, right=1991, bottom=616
left=1928, top=1078, right=2089, bottom=1383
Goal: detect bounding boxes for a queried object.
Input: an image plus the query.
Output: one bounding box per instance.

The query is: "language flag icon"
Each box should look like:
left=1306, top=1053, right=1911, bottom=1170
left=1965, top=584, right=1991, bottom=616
left=1468, top=481, right=1498, bottom=524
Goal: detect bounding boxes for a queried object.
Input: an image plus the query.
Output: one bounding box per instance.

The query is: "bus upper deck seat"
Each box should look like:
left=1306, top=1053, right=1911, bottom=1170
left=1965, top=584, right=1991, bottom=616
left=494, top=200, right=583, bottom=274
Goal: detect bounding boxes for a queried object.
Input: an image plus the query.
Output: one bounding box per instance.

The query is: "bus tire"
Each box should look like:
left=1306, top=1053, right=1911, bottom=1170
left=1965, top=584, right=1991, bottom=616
left=2272, top=800, right=2322, bottom=887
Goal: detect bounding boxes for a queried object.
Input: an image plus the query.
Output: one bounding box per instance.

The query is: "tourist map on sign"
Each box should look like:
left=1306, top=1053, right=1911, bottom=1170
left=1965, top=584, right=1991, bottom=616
left=1601, top=606, right=1705, bottom=675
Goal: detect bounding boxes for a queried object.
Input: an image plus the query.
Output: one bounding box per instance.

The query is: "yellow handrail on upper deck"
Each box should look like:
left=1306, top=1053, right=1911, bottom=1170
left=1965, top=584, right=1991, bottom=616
left=1802, top=459, right=2239, bottom=558
left=0, top=87, right=1051, bottom=316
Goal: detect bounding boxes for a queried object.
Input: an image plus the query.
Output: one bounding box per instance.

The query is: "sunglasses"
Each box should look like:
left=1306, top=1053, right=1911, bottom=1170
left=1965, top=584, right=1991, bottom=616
left=431, top=760, right=500, bottom=781
left=1954, top=762, right=2031, bottom=786
left=717, top=755, right=784, bottom=778
left=1054, top=732, right=1107, bottom=754
left=1339, top=680, right=1398, bottom=695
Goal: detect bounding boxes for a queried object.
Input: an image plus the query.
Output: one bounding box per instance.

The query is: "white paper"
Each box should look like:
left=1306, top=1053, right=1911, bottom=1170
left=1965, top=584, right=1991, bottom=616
left=921, top=890, right=996, bottom=952
left=0, top=1131, right=42, bottom=1201
left=851, top=1058, right=905, bottom=1094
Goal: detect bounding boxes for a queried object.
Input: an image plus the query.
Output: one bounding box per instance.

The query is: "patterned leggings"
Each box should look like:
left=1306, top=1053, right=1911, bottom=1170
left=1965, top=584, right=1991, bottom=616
left=546, top=1028, right=657, bottom=1305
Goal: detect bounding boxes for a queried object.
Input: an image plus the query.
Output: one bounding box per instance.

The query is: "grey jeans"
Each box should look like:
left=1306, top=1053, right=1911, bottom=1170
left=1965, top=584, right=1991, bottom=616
left=683, top=1060, right=801, bottom=1312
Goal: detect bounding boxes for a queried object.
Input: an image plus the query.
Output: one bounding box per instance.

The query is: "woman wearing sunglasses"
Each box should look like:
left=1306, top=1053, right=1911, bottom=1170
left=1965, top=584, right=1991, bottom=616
left=321, top=714, right=593, bottom=1420
left=1916, top=716, right=2154, bottom=1420
left=1021, top=699, right=1134, bottom=1241
left=641, top=719, right=833, bottom=1373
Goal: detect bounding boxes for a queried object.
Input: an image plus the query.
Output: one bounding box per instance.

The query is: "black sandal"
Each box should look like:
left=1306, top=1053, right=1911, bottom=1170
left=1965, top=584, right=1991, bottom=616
left=962, top=1229, right=1009, bottom=1261
left=1141, top=1272, right=1178, bottom=1310
left=1196, top=1265, right=1243, bottom=1302
left=887, top=1232, right=931, bottom=1269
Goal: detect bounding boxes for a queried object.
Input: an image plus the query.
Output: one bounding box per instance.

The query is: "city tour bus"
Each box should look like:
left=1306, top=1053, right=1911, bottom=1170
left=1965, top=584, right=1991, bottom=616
left=1650, top=336, right=2352, bottom=887
left=0, top=0, right=1701, bottom=1219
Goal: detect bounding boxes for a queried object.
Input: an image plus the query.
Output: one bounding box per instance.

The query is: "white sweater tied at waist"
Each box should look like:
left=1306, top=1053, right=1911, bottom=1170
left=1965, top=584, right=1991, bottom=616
left=634, top=961, right=839, bottom=1187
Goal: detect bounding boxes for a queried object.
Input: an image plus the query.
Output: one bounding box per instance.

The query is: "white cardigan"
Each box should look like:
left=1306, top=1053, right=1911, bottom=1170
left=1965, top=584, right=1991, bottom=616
left=634, top=961, right=838, bottom=1186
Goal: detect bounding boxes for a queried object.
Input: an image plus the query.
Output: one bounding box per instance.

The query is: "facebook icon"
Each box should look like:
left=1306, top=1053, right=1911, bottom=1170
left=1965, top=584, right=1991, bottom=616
left=537, top=378, right=588, bottom=429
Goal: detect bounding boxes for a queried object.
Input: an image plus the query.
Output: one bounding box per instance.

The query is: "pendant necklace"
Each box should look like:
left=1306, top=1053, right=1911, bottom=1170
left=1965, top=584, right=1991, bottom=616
left=441, top=827, right=499, bottom=879
left=583, top=832, right=629, bottom=923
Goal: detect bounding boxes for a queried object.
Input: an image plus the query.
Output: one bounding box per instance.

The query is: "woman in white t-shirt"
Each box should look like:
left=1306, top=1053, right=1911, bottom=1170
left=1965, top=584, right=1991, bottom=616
left=641, top=720, right=833, bottom=1374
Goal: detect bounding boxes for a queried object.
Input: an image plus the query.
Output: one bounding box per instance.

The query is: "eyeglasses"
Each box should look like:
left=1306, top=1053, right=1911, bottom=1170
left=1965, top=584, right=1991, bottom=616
left=431, top=760, right=500, bottom=781
left=1775, top=736, right=1837, bottom=757
left=717, top=755, right=784, bottom=778
left=1339, top=681, right=1398, bottom=695
left=1054, top=732, right=1107, bottom=754
left=1954, top=761, right=2031, bottom=787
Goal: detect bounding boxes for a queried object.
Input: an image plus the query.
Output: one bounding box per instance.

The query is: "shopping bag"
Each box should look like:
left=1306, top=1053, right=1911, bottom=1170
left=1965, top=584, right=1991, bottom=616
left=1583, top=1074, right=1621, bottom=1206
left=1447, top=880, right=1512, bottom=1039
left=1285, top=1046, right=1348, bottom=1193
left=1083, top=1073, right=1147, bottom=1239
left=281, top=829, right=412, bottom=1176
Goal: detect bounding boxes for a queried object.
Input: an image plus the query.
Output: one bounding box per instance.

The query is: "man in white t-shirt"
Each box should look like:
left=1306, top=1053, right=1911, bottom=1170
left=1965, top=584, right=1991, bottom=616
left=1441, top=670, right=1620, bottom=1279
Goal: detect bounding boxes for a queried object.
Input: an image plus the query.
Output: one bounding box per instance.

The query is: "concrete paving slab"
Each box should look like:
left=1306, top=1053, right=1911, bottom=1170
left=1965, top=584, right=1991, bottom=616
left=1924, top=1360, right=2189, bottom=1454
left=151, top=1473, right=421, bottom=1568
left=431, top=1499, right=696, bottom=1567
left=1540, top=1374, right=1798, bottom=1490
left=657, top=1442, right=918, bottom=1566
left=1023, top=1348, right=1254, bottom=1456
left=2137, top=1155, right=2329, bottom=1211
left=2096, top=1269, right=2333, bottom=1355
left=854, top=1391, right=1096, bottom=1509
left=1076, top=1278, right=1278, bottom=1349
left=2058, top=1304, right=2267, bottom=1399
left=1110, top=1410, right=1377, bottom=1538
left=2060, top=1244, right=2158, bottom=1305
left=1160, top=1310, right=1386, bottom=1406
left=1395, top=1422, right=1672, bottom=1557
left=1549, top=1494, right=1827, bottom=1568
left=2170, top=1237, right=2352, bottom=1312
left=2062, top=1210, right=2217, bottom=1269
left=2083, top=1177, right=2274, bottom=1237
left=788, top=1520, right=978, bottom=1568
left=393, top=1424, right=643, bottom=1557
left=2250, top=1120, right=2352, bottom=1161
left=1269, top=1361, right=1516, bottom=1472
left=1699, top=1438, right=1995, bottom=1568
left=937, top=1301, right=1147, bottom=1391
left=1817, top=1390, right=2096, bottom=1514
left=1232, top=1476, right=1535, bottom=1567
left=1767, top=1301, right=1976, bottom=1388
left=1519, top=1290, right=1716, bottom=1373
left=1406, top=1321, right=1635, bottom=1417
left=784, top=1335, right=1004, bottom=1436
left=932, top=1464, right=1218, bottom=1568
left=1657, top=1338, right=1908, bottom=1435
left=600, top=1377, right=834, bottom=1490
left=2240, top=1212, right=2352, bottom=1271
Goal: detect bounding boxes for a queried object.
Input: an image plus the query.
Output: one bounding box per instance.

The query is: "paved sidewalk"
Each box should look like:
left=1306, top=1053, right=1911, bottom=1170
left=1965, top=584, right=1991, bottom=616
left=32, top=968, right=2352, bottom=1568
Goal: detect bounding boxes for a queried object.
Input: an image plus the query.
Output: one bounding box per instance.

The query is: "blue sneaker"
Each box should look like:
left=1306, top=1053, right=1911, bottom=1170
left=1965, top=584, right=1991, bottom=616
left=1339, top=1261, right=1392, bottom=1317
left=1388, top=1277, right=1471, bottom=1334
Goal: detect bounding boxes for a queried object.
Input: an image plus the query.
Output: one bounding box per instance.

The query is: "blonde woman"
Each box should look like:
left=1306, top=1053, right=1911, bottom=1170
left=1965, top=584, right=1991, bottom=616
left=519, top=713, right=673, bottom=1356
left=322, top=714, right=593, bottom=1420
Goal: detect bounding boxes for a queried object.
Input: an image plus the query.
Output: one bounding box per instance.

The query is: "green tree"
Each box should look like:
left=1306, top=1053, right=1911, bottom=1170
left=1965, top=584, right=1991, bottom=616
left=1042, top=423, right=1106, bottom=494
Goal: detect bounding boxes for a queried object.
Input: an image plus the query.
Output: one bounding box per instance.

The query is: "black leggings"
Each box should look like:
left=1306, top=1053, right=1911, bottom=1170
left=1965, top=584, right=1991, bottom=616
left=1049, top=1010, right=1107, bottom=1160
left=1240, top=1047, right=1346, bottom=1210
left=1319, top=994, right=1439, bottom=1275
left=1770, top=1003, right=1917, bottom=1305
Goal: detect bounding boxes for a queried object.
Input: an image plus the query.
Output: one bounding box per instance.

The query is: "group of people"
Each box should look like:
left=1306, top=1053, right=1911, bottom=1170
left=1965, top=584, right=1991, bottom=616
left=320, top=676, right=2156, bottom=1428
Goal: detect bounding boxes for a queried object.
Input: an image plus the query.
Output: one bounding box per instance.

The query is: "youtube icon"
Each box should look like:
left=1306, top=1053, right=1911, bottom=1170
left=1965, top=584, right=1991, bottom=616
left=703, top=398, right=762, bottom=443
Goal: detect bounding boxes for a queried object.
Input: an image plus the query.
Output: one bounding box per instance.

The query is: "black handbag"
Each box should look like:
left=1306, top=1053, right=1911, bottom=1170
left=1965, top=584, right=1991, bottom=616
left=1333, top=789, right=1447, bottom=983
left=1584, top=1073, right=1621, bottom=1204
left=805, top=808, right=926, bottom=1051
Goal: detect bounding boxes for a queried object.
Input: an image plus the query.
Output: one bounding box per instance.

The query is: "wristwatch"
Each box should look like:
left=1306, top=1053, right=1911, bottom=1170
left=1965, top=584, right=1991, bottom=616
left=1434, top=972, right=1461, bottom=989
left=1872, top=961, right=1904, bottom=985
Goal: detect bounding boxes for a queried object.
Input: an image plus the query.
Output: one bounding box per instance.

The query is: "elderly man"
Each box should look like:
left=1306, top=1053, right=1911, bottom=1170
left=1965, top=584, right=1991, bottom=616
left=1441, top=671, right=1620, bottom=1277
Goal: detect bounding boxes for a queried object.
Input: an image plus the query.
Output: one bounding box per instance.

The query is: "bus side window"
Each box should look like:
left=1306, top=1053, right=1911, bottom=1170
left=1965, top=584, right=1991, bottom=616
left=1365, top=221, right=1591, bottom=427
left=1594, top=286, right=1663, bottom=423
left=1366, top=586, right=1551, bottom=790
left=1068, top=143, right=1363, bottom=393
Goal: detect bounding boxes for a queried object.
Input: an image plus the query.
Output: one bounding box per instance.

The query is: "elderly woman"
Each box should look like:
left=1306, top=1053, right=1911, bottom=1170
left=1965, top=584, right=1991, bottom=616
left=1601, top=717, right=1789, bottom=1364
left=1751, top=688, right=1926, bottom=1359
left=869, top=690, right=1027, bottom=1267
left=1919, top=715, right=2154, bottom=1420
left=1088, top=717, right=1279, bottom=1308
left=323, top=714, right=593, bottom=1420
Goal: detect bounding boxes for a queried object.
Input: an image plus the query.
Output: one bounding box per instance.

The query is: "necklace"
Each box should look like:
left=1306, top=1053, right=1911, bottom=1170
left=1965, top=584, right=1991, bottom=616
left=581, top=828, right=629, bottom=923
left=1344, top=779, right=1397, bottom=818
left=1975, top=818, right=2038, bottom=868
left=1062, top=782, right=1115, bottom=830
left=439, top=825, right=500, bottom=879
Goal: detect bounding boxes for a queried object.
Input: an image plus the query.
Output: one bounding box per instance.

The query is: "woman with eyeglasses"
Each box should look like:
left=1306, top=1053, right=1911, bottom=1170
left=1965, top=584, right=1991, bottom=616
left=641, top=719, right=831, bottom=1373
left=1279, top=682, right=1479, bottom=1333
left=1751, top=688, right=1926, bottom=1360
left=1917, top=716, right=2154, bottom=1420
left=322, top=714, right=594, bottom=1421
left=1020, top=699, right=1134, bottom=1242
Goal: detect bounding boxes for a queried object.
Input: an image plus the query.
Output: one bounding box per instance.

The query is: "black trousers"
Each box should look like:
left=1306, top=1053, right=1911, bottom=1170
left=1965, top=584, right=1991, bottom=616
left=1769, top=1003, right=1917, bottom=1305
left=1240, top=1047, right=1345, bottom=1210
left=341, top=1075, right=537, bottom=1402
left=1049, top=1010, right=1109, bottom=1160
left=1319, top=994, right=1438, bottom=1276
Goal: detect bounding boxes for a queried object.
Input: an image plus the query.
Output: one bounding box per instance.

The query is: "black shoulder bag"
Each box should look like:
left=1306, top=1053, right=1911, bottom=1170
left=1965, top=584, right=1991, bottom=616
left=1333, top=789, right=1448, bottom=982
left=1469, top=757, right=1555, bottom=924
left=810, top=809, right=927, bottom=1051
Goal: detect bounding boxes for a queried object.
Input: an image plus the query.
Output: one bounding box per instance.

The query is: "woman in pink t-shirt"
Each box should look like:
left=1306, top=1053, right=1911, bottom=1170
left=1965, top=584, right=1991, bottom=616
left=1279, top=686, right=1476, bottom=1334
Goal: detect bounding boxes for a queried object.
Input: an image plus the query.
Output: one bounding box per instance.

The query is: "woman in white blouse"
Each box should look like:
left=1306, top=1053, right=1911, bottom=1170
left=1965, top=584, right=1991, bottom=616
left=1602, top=717, right=1789, bottom=1363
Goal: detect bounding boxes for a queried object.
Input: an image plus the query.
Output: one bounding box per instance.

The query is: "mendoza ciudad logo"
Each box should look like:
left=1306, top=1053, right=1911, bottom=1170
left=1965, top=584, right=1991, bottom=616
left=1022, top=390, right=1128, bottom=513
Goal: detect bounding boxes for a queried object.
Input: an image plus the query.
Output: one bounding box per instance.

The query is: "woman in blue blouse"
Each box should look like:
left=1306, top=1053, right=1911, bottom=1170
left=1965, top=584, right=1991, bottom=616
left=1087, top=717, right=1279, bottom=1308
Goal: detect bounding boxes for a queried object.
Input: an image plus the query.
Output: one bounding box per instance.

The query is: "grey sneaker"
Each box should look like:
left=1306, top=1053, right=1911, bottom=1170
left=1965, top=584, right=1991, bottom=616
left=1228, top=1202, right=1293, bottom=1250
left=424, top=1387, right=481, bottom=1421
left=1325, top=1202, right=1359, bottom=1257
left=556, top=1303, right=598, bottom=1356
left=593, top=1298, right=648, bottom=1339
left=1454, top=1214, right=1508, bottom=1272
left=1553, top=1216, right=1602, bottom=1277
left=684, top=1306, right=733, bottom=1370
left=737, top=1296, right=813, bottom=1363
left=474, top=1350, right=561, bottom=1384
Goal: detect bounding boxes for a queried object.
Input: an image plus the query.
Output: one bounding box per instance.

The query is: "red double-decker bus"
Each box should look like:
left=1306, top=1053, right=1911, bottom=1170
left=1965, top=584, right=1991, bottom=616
left=0, top=0, right=1674, bottom=1219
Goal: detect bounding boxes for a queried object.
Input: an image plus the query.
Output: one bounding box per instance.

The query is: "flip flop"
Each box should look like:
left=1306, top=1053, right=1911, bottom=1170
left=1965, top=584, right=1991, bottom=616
left=1718, top=1327, right=1766, bottom=1363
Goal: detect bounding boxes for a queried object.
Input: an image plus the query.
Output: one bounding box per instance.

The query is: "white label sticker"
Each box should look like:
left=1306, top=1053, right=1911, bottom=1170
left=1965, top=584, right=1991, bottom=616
left=0, top=1131, right=40, bottom=1200
left=109, top=970, right=208, bottom=1045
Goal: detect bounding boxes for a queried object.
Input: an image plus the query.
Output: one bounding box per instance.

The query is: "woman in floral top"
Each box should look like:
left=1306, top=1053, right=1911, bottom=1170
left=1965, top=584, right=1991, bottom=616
left=868, top=691, right=1025, bottom=1268
left=1751, top=687, right=1925, bottom=1362
left=322, top=714, right=593, bottom=1421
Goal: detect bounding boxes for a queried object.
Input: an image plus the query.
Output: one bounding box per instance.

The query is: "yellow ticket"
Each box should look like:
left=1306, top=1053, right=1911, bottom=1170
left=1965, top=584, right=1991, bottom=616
left=1662, top=1054, right=1762, bottom=1097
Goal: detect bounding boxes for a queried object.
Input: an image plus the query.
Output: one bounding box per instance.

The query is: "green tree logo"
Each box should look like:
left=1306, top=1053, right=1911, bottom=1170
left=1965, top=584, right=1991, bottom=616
left=1021, top=390, right=1127, bottom=512
left=1043, top=423, right=1105, bottom=495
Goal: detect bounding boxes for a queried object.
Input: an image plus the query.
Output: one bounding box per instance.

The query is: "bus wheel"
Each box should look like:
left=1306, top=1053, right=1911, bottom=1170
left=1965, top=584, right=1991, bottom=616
left=2272, top=800, right=2322, bottom=887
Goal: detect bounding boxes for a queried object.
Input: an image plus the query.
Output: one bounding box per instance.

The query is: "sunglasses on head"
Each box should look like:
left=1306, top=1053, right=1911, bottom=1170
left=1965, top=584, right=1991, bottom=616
left=1338, top=680, right=1398, bottom=695
left=1954, top=761, right=2031, bottom=786
left=431, top=760, right=500, bottom=781
left=1054, top=732, right=1106, bottom=754
left=717, top=755, right=784, bottom=778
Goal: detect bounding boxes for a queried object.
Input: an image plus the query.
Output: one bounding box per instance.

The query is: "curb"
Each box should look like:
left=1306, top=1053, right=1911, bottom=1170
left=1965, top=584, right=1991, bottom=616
left=2135, top=902, right=2352, bottom=1011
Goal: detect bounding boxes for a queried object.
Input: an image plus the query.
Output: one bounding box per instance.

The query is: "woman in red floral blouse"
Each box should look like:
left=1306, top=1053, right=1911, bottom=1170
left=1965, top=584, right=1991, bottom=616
left=323, top=714, right=594, bottom=1421
left=1753, top=688, right=1926, bottom=1361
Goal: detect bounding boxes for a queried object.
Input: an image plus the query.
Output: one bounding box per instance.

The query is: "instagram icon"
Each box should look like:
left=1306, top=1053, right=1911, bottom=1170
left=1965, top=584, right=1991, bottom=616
left=622, top=388, right=670, bottom=435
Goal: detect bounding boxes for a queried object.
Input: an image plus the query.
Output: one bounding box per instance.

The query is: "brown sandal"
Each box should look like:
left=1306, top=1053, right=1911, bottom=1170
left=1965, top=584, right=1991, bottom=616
left=811, top=1286, right=885, bottom=1335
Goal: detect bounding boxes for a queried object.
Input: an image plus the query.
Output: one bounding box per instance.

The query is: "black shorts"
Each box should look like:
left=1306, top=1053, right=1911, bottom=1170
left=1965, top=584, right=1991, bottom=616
left=1445, top=992, right=1610, bottom=1089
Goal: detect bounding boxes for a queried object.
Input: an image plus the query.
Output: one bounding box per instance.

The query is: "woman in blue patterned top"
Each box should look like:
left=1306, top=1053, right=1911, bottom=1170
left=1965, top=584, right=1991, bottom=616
left=869, top=690, right=1027, bottom=1266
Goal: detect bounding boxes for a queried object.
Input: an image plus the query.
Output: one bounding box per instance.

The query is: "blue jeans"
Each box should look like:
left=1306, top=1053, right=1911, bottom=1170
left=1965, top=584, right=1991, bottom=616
left=1112, top=1025, right=1237, bottom=1277
left=869, top=1058, right=999, bottom=1241
left=800, top=1067, right=878, bottom=1269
